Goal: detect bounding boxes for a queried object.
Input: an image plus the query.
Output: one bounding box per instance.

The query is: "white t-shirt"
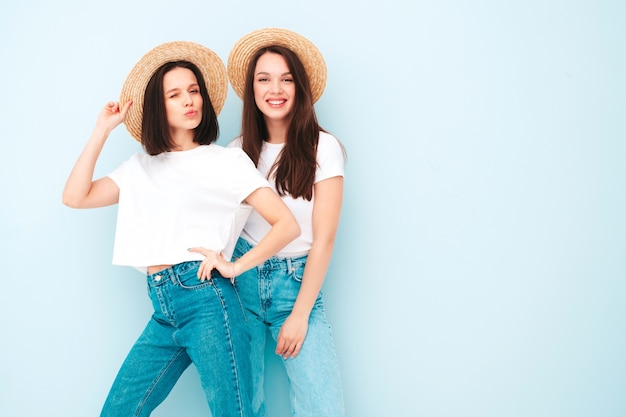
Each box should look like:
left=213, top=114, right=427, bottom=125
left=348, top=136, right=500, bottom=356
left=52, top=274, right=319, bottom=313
left=107, top=144, right=268, bottom=272
left=229, top=131, right=345, bottom=257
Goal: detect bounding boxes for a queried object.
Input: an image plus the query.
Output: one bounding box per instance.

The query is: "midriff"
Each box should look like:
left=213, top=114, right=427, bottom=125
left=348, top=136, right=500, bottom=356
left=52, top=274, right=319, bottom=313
left=147, top=264, right=173, bottom=275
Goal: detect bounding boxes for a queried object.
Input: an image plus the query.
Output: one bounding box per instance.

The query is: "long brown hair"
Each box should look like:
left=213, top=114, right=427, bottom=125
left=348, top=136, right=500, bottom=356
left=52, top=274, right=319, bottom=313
left=240, top=46, right=321, bottom=200
left=142, top=61, right=219, bottom=155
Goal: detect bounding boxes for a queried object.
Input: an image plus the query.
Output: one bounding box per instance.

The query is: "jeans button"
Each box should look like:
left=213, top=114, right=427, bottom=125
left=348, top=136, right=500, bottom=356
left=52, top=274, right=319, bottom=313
left=154, top=275, right=162, bottom=282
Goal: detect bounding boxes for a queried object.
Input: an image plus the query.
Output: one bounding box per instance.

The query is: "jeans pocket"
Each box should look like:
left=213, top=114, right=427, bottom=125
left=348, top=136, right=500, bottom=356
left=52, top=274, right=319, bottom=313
left=289, top=261, right=306, bottom=283
left=176, top=267, right=214, bottom=290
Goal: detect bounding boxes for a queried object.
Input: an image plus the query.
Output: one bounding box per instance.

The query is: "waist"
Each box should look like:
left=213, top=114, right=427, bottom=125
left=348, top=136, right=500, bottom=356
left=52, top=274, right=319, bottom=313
left=235, top=236, right=308, bottom=269
left=148, top=264, right=174, bottom=275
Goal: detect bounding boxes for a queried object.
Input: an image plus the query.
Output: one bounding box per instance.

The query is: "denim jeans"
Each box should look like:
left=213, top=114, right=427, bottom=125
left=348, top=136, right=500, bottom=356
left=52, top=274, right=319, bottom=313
left=233, top=238, right=345, bottom=417
left=100, top=261, right=254, bottom=417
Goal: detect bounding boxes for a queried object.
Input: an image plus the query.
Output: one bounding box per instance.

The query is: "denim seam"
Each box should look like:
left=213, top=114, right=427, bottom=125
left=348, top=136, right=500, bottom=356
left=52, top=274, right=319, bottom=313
left=214, top=282, right=246, bottom=417
left=134, top=347, right=186, bottom=417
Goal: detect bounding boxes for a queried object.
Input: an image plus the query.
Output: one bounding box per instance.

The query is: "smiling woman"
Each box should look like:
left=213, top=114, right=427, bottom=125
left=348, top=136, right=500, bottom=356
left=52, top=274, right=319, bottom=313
left=60, top=40, right=299, bottom=417
left=225, top=28, right=346, bottom=417
left=3, top=2, right=626, bottom=417
left=252, top=52, right=296, bottom=127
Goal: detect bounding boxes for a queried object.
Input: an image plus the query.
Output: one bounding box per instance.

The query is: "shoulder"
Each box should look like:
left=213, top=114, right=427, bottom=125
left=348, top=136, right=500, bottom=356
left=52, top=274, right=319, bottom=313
left=226, top=136, right=243, bottom=149
left=210, top=144, right=255, bottom=168
left=317, top=132, right=345, bottom=162
left=107, top=152, right=145, bottom=183
left=197, top=143, right=245, bottom=159
left=117, top=151, right=146, bottom=169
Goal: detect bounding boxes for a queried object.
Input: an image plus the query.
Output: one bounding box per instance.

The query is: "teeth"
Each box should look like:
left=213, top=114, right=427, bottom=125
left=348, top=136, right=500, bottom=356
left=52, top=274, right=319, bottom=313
left=268, top=100, right=284, bottom=105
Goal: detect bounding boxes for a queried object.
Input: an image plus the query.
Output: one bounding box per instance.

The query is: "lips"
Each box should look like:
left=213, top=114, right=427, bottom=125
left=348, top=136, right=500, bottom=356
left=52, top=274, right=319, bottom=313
left=185, top=110, right=198, bottom=117
left=267, top=99, right=286, bottom=107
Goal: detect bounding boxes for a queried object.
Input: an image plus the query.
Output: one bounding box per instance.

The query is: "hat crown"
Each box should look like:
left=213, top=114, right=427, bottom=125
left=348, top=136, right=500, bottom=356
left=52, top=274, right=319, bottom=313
left=120, top=41, right=228, bottom=142
left=227, top=28, right=327, bottom=104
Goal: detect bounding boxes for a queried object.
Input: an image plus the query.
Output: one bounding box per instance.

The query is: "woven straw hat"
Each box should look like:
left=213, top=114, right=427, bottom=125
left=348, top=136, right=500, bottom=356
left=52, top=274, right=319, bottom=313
left=120, top=41, right=228, bottom=142
left=227, top=28, right=326, bottom=103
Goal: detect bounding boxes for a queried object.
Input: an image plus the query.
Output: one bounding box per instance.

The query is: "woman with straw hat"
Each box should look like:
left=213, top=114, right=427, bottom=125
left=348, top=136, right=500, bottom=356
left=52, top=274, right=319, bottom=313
left=227, top=28, right=346, bottom=416
left=62, top=41, right=299, bottom=417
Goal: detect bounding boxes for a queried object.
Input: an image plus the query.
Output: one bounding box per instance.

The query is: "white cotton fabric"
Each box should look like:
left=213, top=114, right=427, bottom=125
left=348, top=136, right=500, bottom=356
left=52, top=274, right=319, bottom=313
left=107, top=144, right=268, bottom=272
left=229, top=131, right=345, bottom=257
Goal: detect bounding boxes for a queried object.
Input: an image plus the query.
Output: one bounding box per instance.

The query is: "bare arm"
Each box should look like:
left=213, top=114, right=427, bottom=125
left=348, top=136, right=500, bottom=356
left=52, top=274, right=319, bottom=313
left=191, top=187, right=300, bottom=280
left=276, top=176, right=344, bottom=358
left=62, top=101, right=132, bottom=209
left=234, top=187, right=301, bottom=272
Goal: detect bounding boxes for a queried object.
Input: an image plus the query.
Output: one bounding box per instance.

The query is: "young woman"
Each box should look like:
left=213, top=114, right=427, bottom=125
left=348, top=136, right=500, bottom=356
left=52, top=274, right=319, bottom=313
left=227, top=28, right=346, bottom=417
left=62, top=41, right=299, bottom=417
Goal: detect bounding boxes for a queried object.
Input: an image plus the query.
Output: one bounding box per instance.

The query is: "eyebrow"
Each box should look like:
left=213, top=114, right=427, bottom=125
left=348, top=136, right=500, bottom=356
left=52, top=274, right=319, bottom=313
left=255, top=71, right=292, bottom=77
left=164, top=83, right=200, bottom=95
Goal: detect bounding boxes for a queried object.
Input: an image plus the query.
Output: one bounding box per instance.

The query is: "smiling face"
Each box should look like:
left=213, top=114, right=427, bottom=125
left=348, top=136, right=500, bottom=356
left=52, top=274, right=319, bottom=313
left=253, top=52, right=296, bottom=126
left=163, top=66, right=204, bottom=142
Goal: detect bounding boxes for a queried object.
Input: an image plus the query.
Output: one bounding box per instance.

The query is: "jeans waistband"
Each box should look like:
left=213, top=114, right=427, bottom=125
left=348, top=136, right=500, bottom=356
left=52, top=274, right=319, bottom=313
left=235, top=236, right=308, bottom=271
left=262, top=253, right=308, bottom=270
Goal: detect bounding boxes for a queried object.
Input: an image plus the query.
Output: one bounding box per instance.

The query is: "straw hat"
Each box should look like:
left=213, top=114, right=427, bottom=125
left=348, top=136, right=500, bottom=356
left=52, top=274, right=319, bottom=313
left=120, top=41, right=228, bottom=142
left=227, top=28, right=327, bottom=103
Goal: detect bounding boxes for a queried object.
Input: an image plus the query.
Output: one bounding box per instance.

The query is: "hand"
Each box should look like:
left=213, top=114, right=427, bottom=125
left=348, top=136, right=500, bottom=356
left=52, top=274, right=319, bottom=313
left=276, top=314, right=308, bottom=359
left=188, top=247, right=233, bottom=281
left=95, top=101, right=132, bottom=134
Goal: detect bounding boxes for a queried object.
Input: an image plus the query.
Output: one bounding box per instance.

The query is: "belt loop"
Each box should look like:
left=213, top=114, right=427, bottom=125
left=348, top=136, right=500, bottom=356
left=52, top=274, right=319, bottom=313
left=286, top=257, right=292, bottom=273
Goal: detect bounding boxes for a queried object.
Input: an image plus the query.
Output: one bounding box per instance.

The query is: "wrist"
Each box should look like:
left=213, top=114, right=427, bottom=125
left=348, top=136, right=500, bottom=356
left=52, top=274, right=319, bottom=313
left=230, top=261, right=237, bottom=285
left=290, top=305, right=312, bottom=320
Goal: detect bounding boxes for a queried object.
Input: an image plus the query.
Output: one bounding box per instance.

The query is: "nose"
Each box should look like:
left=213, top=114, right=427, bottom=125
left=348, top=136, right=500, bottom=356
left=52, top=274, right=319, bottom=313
left=270, top=79, right=283, bottom=94
left=183, top=91, right=193, bottom=106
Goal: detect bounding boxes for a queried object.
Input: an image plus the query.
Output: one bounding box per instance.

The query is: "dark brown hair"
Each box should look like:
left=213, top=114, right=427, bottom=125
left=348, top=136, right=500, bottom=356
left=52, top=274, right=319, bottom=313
left=240, top=46, right=320, bottom=200
left=142, top=61, right=219, bottom=155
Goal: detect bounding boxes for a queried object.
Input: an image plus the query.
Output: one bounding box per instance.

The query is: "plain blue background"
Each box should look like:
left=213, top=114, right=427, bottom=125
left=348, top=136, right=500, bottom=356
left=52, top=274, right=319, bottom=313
left=1, top=1, right=625, bottom=416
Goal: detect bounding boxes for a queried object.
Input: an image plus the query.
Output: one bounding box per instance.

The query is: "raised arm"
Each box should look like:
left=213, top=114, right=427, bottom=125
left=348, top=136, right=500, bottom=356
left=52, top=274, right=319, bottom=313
left=62, top=101, right=132, bottom=209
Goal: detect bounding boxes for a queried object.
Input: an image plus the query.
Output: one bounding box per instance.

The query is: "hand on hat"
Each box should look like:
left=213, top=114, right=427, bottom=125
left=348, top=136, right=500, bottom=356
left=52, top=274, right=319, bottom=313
left=95, top=100, right=133, bottom=135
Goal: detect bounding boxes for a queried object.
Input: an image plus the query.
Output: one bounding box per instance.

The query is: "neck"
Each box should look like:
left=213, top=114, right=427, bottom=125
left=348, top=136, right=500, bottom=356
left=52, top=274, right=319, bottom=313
left=170, top=130, right=199, bottom=151
left=265, top=119, right=289, bottom=144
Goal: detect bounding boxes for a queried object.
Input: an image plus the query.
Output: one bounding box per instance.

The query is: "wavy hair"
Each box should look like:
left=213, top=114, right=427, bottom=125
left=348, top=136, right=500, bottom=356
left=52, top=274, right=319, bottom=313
left=240, top=46, right=322, bottom=200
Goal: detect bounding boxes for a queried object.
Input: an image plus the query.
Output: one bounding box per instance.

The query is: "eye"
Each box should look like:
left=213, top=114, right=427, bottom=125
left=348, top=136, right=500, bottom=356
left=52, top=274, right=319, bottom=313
left=283, top=77, right=294, bottom=83
left=257, top=76, right=269, bottom=83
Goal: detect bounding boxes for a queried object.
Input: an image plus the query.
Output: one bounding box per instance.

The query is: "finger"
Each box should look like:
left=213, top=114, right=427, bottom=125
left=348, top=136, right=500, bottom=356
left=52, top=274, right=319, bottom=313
left=275, top=337, right=287, bottom=356
left=197, top=260, right=211, bottom=281
left=188, top=247, right=213, bottom=256
left=119, top=100, right=133, bottom=117
left=103, top=102, right=115, bottom=114
left=290, top=342, right=303, bottom=358
left=280, top=344, right=295, bottom=360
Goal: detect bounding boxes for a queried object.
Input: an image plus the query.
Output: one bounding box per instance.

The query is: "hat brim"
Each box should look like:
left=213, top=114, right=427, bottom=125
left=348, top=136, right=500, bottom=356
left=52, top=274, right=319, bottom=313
left=227, top=28, right=326, bottom=104
left=120, top=41, right=227, bottom=142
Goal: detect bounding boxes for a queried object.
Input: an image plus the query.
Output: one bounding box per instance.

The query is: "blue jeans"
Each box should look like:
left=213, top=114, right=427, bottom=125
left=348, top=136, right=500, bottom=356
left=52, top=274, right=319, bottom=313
left=100, top=261, right=254, bottom=417
left=233, top=238, right=345, bottom=417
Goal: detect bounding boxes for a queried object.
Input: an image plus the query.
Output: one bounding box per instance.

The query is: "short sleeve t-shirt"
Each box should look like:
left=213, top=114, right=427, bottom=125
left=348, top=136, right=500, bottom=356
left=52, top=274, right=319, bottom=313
left=229, top=132, right=345, bottom=257
left=107, top=144, right=268, bottom=272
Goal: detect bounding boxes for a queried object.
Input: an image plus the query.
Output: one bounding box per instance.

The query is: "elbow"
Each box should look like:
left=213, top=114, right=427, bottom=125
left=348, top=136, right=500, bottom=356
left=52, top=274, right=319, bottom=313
left=61, top=193, right=82, bottom=209
left=288, top=217, right=301, bottom=241
left=62, top=198, right=78, bottom=209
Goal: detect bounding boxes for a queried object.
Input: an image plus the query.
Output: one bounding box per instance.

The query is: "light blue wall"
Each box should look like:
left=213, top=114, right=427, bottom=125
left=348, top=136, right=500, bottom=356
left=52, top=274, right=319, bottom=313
left=1, top=1, right=625, bottom=416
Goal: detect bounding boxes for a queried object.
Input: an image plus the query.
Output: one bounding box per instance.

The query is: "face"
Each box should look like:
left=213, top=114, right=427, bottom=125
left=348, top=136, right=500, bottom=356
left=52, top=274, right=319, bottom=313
left=253, top=52, right=296, bottom=123
left=163, top=67, right=203, bottom=136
